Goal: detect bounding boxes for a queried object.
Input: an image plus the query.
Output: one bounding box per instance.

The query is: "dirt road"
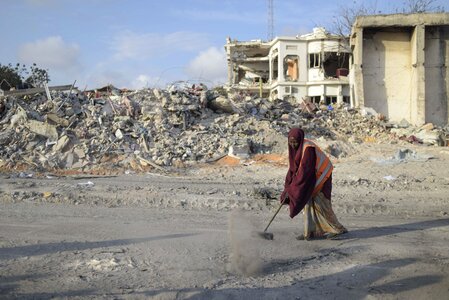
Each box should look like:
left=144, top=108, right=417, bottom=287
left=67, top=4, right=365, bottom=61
left=1, top=143, right=449, bottom=299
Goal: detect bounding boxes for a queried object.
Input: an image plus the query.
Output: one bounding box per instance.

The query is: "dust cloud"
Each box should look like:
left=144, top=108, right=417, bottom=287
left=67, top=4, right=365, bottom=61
left=227, top=210, right=264, bottom=277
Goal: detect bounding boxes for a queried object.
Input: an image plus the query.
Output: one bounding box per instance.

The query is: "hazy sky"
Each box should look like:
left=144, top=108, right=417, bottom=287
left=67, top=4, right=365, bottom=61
left=2, top=0, right=448, bottom=89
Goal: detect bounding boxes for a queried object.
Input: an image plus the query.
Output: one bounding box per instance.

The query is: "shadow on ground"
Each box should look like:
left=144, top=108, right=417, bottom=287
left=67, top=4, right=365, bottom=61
left=0, top=233, right=199, bottom=260
left=340, top=218, right=449, bottom=240
left=142, top=258, right=442, bottom=300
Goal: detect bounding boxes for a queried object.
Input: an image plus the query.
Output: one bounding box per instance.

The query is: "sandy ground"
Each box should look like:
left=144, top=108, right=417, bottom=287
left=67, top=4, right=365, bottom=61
left=1, top=143, right=449, bottom=299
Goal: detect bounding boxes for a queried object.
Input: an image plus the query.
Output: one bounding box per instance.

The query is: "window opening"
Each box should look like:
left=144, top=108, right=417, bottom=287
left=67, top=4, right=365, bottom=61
left=272, top=56, right=279, bottom=81
left=309, top=53, right=320, bottom=68
left=310, top=96, right=321, bottom=104
left=322, top=52, right=350, bottom=78
left=284, top=55, right=299, bottom=81
left=325, top=96, right=337, bottom=105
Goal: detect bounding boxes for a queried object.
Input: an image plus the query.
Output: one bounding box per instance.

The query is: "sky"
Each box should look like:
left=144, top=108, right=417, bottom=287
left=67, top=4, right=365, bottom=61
left=2, top=0, right=448, bottom=90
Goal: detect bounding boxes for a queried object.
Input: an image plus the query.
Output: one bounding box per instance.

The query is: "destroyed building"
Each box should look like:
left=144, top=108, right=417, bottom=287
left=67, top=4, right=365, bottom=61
left=350, top=13, right=449, bottom=126
left=225, top=27, right=351, bottom=104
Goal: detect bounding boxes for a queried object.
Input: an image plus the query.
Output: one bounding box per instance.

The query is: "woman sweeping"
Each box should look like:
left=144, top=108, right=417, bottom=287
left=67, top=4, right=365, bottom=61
left=280, top=128, right=347, bottom=240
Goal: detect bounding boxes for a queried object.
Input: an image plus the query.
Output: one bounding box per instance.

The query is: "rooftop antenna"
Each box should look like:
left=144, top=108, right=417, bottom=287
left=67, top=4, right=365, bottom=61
left=267, top=0, right=274, bottom=41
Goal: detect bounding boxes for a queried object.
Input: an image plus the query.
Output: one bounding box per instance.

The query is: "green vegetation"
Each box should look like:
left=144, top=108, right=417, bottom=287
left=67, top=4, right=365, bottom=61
left=0, top=63, right=50, bottom=91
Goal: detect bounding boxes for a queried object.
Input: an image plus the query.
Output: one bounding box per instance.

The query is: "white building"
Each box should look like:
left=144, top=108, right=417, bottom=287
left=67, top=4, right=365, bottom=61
left=225, top=28, right=351, bottom=105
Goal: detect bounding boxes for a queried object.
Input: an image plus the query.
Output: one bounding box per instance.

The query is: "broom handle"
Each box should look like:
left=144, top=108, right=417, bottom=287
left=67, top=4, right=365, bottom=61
left=263, top=197, right=286, bottom=232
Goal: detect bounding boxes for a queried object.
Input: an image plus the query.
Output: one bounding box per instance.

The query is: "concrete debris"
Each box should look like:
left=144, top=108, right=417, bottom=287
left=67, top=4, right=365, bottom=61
left=361, top=107, right=379, bottom=118
left=47, top=113, right=70, bottom=127
left=392, top=124, right=446, bottom=146
left=53, top=135, right=70, bottom=152
left=27, top=120, right=58, bottom=140
left=2, top=84, right=74, bottom=97
left=0, top=83, right=447, bottom=173
left=371, top=148, right=435, bottom=165
left=209, top=96, right=242, bottom=114
left=394, top=148, right=434, bottom=162
left=0, top=99, right=5, bottom=115
left=18, top=172, right=34, bottom=178
left=228, top=140, right=250, bottom=160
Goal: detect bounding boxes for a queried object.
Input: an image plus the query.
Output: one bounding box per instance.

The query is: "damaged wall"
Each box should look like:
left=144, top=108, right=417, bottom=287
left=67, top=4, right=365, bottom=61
left=351, top=13, right=449, bottom=126
left=225, top=39, right=271, bottom=89
left=269, top=38, right=308, bottom=101
left=270, top=39, right=308, bottom=84
left=425, top=25, right=449, bottom=125
left=362, top=28, right=413, bottom=123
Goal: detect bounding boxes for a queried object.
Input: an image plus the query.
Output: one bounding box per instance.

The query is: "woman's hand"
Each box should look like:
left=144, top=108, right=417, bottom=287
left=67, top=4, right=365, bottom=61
left=280, top=191, right=290, bottom=205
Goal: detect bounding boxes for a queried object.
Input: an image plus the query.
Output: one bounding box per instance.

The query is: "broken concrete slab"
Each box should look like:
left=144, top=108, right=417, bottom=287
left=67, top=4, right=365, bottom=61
left=209, top=96, right=238, bottom=114
left=115, top=129, right=124, bottom=140
left=10, top=107, right=28, bottom=127
left=0, top=130, right=13, bottom=146
left=228, top=140, right=251, bottom=160
left=46, top=113, right=69, bottom=127
left=53, top=135, right=71, bottom=152
left=2, top=84, right=75, bottom=97
left=415, top=130, right=444, bottom=146
left=26, top=120, right=58, bottom=140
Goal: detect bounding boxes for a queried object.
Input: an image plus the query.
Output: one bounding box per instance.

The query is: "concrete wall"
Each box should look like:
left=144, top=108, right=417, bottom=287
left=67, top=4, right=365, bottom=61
left=308, top=85, right=323, bottom=96
left=269, top=44, right=280, bottom=83
left=326, top=85, right=340, bottom=95
left=308, top=68, right=323, bottom=81
left=307, top=84, right=349, bottom=100
left=363, top=29, right=413, bottom=123
left=307, top=39, right=347, bottom=53
left=276, top=40, right=307, bottom=83
left=350, top=28, right=364, bottom=108
left=425, top=26, right=449, bottom=126
left=273, top=40, right=307, bottom=100
left=351, top=13, right=449, bottom=126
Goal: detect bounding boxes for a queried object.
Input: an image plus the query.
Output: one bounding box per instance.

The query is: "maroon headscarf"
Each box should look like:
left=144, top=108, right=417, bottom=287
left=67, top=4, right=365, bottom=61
left=288, top=128, right=305, bottom=174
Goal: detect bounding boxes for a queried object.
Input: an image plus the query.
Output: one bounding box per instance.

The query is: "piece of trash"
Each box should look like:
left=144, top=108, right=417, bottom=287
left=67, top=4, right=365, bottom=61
left=18, top=172, right=33, bottom=178
left=77, top=181, right=95, bottom=187
left=42, top=191, right=53, bottom=198
left=250, top=107, right=258, bottom=115
left=243, top=160, right=255, bottom=166
left=207, top=188, right=219, bottom=195
left=45, top=141, right=57, bottom=147
left=383, top=175, right=396, bottom=181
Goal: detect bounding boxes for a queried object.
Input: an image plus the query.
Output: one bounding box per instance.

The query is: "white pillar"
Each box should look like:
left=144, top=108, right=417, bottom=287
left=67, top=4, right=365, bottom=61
left=352, top=28, right=364, bottom=108
left=413, top=25, right=426, bottom=125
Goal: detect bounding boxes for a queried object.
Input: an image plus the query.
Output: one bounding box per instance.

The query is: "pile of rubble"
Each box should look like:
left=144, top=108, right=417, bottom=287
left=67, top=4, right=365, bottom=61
left=0, top=83, right=447, bottom=173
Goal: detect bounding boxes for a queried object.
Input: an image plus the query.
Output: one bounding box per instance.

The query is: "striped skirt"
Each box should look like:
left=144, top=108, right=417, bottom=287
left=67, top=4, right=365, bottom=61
left=303, top=192, right=347, bottom=239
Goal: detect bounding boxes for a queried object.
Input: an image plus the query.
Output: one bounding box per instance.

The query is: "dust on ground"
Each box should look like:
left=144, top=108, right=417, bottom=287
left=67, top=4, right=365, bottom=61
left=1, top=142, right=449, bottom=299
left=227, top=210, right=264, bottom=276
